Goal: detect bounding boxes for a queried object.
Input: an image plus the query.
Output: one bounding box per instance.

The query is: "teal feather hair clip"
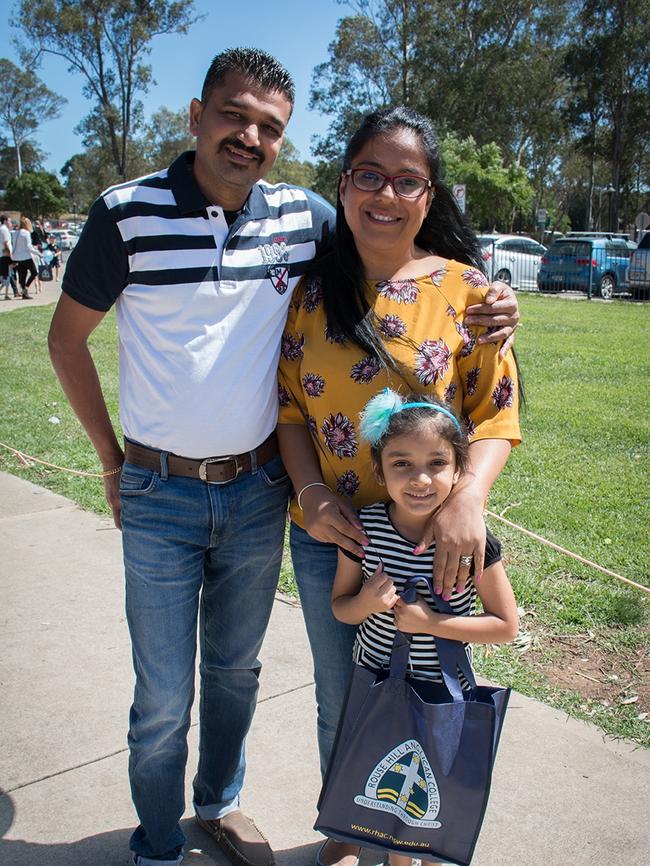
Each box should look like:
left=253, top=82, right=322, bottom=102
left=359, top=388, right=462, bottom=445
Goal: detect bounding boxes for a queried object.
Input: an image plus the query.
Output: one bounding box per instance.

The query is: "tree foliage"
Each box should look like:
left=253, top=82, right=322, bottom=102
left=16, top=0, right=200, bottom=181
left=4, top=170, right=67, bottom=217
left=310, top=0, right=650, bottom=233
left=440, top=135, right=533, bottom=231
left=0, top=136, right=44, bottom=189
left=266, top=138, right=316, bottom=188
left=0, top=58, right=65, bottom=178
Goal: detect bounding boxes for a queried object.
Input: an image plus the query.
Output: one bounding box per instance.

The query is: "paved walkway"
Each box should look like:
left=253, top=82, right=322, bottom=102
left=1, top=472, right=649, bottom=866
left=0, top=258, right=66, bottom=313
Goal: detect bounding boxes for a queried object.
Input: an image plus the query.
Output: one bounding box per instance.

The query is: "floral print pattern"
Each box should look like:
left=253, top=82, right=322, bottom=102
left=444, top=382, right=457, bottom=403
left=377, top=278, right=419, bottom=304
left=446, top=304, right=457, bottom=318
left=464, top=416, right=476, bottom=438
left=278, top=383, right=291, bottom=407
left=302, top=372, right=325, bottom=397
left=281, top=331, right=304, bottom=360
left=351, top=356, right=382, bottom=384
left=379, top=314, right=407, bottom=339
left=336, top=470, right=360, bottom=497
left=492, top=376, right=515, bottom=409
left=462, top=268, right=489, bottom=289
left=414, top=339, right=451, bottom=385
left=325, top=322, right=346, bottom=344
left=302, top=276, right=323, bottom=312
left=456, top=321, right=477, bottom=357
left=466, top=367, right=480, bottom=396
left=430, top=266, right=448, bottom=287
left=321, top=413, right=358, bottom=459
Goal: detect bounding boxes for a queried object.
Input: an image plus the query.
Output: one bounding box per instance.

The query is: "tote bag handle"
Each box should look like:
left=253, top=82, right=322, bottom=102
left=388, top=574, right=477, bottom=701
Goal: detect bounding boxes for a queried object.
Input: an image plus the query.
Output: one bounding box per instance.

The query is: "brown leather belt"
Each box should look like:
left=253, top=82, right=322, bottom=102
left=124, top=433, right=278, bottom=485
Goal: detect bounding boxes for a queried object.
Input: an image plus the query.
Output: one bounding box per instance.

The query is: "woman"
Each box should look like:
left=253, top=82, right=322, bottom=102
left=12, top=215, right=39, bottom=299
left=277, top=107, right=521, bottom=866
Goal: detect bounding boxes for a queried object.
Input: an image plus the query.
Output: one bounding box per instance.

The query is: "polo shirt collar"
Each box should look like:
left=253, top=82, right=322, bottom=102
left=168, top=151, right=271, bottom=221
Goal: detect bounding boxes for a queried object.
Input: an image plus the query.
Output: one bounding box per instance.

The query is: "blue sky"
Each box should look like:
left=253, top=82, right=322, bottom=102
left=1, top=0, right=348, bottom=174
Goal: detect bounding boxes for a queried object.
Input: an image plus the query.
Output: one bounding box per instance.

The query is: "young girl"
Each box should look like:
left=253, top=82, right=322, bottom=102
left=331, top=389, right=519, bottom=866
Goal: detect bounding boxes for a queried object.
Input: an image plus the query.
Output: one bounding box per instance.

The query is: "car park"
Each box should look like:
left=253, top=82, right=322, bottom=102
left=627, top=232, right=650, bottom=300
left=478, top=234, right=546, bottom=291
left=537, top=234, right=632, bottom=299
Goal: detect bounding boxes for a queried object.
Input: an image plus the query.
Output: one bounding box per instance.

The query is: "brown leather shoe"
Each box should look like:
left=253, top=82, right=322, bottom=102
left=196, top=812, right=275, bottom=866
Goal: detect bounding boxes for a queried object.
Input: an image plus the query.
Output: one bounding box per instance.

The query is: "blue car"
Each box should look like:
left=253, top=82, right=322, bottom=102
left=537, top=234, right=632, bottom=299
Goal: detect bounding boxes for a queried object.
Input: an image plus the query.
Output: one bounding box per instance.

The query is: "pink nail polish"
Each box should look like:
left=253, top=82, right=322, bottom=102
left=434, top=586, right=442, bottom=596
left=442, top=592, right=451, bottom=602
left=475, top=572, right=482, bottom=583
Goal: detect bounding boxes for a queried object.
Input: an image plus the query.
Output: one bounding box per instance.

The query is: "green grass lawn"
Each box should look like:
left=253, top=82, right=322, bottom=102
left=1, top=295, right=649, bottom=745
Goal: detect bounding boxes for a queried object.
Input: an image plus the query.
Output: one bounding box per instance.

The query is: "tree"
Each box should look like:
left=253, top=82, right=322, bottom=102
left=440, top=135, right=533, bottom=232
left=0, top=58, right=65, bottom=177
left=140, top=106, right=194, bottom=168
left=565, top=0, right=650, bottom=231
left=266, top=138, right=316, bottom=188
left=4, top=170, right=67, bottom=217
left=0, top=136, right=44, bottom=189
left=16, top=0, right=201, bottom=181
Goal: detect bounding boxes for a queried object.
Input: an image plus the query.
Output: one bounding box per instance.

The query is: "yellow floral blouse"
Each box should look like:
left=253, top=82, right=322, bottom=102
left=277, top=259, right=521, bottom=528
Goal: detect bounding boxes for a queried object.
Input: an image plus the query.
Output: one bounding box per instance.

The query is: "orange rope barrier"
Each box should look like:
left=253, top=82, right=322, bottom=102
left=485, top=509, right=650, bottom=596
left=1, top=440, right=647, bottom=595
left=0, top=441, right=106, bottom=478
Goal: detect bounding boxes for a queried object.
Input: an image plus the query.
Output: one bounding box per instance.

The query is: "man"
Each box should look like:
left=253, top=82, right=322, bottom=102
left=49, top=48, right=518, bottom=866
left=0, top=215, right=14, bottom=299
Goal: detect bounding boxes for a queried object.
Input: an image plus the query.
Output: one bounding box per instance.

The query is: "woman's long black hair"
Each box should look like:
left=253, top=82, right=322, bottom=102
left=315, top=106, right=485, bottom=369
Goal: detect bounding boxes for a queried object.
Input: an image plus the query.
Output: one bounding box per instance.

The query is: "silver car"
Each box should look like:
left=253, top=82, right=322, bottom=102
left=479, top=234, right=546, bottom=291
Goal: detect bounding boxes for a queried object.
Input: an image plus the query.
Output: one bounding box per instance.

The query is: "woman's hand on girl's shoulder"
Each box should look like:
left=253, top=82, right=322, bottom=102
left=465, top=281, right=520, bottom=358
left=414, top=486, right=486, bottom=599
left=301, top=486, right=369, bottom=558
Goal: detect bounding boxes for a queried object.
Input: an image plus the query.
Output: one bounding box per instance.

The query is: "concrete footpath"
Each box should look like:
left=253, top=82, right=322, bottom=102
left=1, top=472, right=649, bottom=866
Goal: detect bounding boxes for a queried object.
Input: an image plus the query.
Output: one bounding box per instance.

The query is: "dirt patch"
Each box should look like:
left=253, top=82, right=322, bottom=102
left=525, top=627, right=650, bottom=715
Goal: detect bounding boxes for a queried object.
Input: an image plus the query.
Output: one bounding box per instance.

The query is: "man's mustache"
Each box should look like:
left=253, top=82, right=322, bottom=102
left=219, top=138, right=264, bottom=163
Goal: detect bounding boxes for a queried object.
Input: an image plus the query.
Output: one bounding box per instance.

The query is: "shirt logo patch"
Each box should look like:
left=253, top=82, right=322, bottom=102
left=268, top=265, right=289, bottom=294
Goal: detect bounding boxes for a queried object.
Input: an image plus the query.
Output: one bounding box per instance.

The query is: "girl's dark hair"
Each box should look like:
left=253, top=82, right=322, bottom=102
left=371, top=393, right=469, bottom=476
left=201, top=47, right=295, bottom=108
left=315, top=106, right=484, bottom=369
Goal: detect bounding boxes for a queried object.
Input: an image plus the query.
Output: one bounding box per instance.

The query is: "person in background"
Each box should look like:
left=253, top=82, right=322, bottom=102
left=12, top=215, right=39, bottom=299
left=0, top=215, right=15, bottom=299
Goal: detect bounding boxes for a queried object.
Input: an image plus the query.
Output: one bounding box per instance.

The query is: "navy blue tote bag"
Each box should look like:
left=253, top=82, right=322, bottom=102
left=315, top=579, right=510, bottom=866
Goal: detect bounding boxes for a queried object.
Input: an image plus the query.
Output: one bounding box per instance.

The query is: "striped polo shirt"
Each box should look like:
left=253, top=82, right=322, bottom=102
left=63, top=151, right=335, bottom=457
left=349, top=502, right=502, bottom=685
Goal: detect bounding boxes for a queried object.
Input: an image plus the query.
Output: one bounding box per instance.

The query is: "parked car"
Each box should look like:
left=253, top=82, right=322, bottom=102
left=479, top=234, right=546, bottom=291
left=49, top=229, right=77, bottom=251
left=537, top=235, right=632, bottom=299
left=627, top=232, right=650, bottom=300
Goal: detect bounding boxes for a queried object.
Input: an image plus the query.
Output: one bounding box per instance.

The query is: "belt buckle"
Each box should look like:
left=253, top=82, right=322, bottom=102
left=198, top=455, right=241, bottom=484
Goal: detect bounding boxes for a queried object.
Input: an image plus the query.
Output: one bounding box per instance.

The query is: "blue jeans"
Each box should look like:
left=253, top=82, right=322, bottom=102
left=121, top=448, right=290, bottom=863
left=289, top=523, right=357, bottom=777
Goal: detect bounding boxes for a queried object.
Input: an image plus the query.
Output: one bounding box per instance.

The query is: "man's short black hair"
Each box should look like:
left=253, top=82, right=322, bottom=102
left=201, top=47, right=295, bottom=109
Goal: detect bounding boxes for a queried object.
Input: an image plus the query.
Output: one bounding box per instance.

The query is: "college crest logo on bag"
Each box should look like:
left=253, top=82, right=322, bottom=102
left=354, top=739, right=441, bottom=828
left=315, top=575, right=511, bottom=866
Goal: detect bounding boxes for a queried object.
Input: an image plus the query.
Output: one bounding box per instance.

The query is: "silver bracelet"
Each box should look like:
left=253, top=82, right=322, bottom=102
left=296, top=481, right=331, bottom=510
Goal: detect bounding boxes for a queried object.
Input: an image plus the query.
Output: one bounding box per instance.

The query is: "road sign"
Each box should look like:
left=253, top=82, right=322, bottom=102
left=452, top=184, right=466, bottom=213
left=537, top=208, right=547, bottom=226
left=635, top=212, right=650, bottom=230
